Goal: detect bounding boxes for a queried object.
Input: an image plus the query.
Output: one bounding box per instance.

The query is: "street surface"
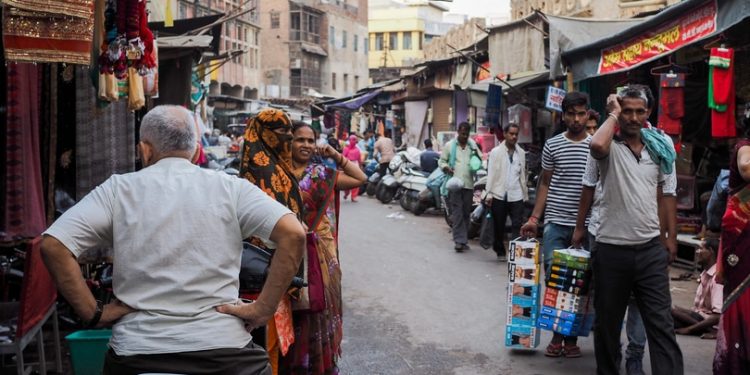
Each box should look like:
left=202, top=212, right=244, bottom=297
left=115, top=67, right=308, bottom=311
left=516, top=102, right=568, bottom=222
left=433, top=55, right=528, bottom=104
left=337, top=196, right=715, bottom=374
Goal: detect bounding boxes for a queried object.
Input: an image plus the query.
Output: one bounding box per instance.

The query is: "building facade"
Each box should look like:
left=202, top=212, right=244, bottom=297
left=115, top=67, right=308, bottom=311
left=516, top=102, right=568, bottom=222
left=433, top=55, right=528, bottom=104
left=510, top=0, right=684, bottom=20
left=368, top=0, right=458, bottom=82
left=259, top=0, right=369, bottom=99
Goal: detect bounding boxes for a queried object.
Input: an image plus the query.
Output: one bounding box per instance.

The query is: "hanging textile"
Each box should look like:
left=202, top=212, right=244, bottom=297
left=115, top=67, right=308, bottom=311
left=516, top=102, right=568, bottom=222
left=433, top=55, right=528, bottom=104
left=75, top=67, right=136, bottom=200
left=1, top=63, right=47, bottom=243
left=709, top=47, right=736, bottom=138
left=657, top=73, right=685, bottom=138
left=2, top=4, right=94, bottom=65
left=2, top=0, right=92, bottom=18
left=485, top=83, right=503, bottom=131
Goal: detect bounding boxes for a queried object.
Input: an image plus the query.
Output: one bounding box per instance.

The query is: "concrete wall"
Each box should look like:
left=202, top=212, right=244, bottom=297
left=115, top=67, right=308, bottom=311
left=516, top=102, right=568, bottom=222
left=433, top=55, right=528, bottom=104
left=259, top=0, right=292, bottom=98
left=423, top=18, right=486, bottom=61
left=319, top=0, right=370, bottom=96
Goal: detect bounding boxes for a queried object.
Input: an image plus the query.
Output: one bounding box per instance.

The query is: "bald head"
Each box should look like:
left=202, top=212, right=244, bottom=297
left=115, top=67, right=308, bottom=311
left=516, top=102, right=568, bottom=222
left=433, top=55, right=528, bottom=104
left=140, top=105, right=197, bottom=160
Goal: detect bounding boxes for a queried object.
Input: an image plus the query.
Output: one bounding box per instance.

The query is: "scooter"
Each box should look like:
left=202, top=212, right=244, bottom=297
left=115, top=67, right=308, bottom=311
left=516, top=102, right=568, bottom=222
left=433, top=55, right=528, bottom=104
left=376, top=147, right=422, bottom=204
left=398, top=164, right=430, bottom=213
left=360, top=159, right=379, bottom=196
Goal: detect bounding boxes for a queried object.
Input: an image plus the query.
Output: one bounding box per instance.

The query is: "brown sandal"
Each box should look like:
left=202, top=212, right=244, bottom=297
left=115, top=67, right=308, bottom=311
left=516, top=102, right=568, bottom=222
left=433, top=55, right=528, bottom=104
left=563, top=344, right=582, bottom=358
left=545, top=342, right=564, bottom=357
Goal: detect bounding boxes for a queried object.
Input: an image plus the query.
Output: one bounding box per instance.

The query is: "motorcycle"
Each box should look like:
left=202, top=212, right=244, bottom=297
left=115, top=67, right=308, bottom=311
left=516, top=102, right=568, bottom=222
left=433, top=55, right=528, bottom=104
left=360, top=159, right=379, bottom=196
left=376, top=147, right=422, bottom=204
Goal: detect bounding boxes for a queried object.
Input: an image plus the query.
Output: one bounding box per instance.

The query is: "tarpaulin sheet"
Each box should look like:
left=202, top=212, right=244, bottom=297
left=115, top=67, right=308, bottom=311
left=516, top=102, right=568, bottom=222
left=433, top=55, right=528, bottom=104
left=488, top=15, right=546, bottom=77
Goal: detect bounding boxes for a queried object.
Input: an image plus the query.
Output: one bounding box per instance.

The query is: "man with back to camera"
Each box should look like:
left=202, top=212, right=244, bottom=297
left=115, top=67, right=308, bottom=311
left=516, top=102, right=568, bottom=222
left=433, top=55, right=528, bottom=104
left=521, top=91, right=592, bottom=358
left=374, top=132, right=396, bottom=176
left=420, top=138, right=441, bottom=173
left=589, top=86, right=683, bottom=375
left=484, top=123, right=528, bottom=261
left=41, top=105, right=306, bottom=375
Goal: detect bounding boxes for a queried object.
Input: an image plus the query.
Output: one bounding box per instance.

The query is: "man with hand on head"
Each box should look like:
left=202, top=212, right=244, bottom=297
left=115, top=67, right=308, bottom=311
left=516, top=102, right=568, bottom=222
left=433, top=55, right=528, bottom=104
left=589, top=86, right=683, bottom=375
left=41, top=105, right=305, bottom=375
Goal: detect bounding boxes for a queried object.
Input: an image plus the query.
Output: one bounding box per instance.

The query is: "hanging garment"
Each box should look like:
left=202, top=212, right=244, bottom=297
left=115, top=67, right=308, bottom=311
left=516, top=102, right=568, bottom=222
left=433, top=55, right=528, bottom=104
left=1, top=63, right=47, bottom=242
left=709, top=48, right=736, bottom=138
left=657, top=73, right=685, bottom=137
left=2, top=5, right=94, bottom=65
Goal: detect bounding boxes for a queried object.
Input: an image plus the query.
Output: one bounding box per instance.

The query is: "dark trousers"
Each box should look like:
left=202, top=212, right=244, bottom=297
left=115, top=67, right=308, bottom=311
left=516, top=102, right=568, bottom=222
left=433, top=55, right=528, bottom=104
left=448, top=188, right=473, bottom=245
left=104, top=342, right=271, bottom=375
left=491, top=198, right=524, bottom=256
left=593, top=238, right=684, bottom=375
left=378, top=162, right=389, bottom=176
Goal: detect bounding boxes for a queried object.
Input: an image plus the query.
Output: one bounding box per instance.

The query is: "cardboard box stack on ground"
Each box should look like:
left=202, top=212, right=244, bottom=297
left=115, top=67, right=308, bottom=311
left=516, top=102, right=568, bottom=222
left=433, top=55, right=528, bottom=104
left=505, top=239, right=542, bottom=349
left=538, top=248, right=594, bottom=337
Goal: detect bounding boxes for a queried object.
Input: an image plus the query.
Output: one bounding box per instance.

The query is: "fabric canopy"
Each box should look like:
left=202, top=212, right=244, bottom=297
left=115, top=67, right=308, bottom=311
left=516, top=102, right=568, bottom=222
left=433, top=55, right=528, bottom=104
left=562, top=0, right=750, bottom=82
left=547, top=15, right=645, bottom=79
left=326, top=89, right=383, bottom=111
left=488, top=13, right=546, bottom=77
left=468, top=71, right=550, bottom=93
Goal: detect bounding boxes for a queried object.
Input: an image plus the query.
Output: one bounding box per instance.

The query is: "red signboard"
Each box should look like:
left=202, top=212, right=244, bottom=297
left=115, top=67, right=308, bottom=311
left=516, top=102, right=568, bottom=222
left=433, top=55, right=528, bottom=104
left=597, top=0, right=717, bottom=75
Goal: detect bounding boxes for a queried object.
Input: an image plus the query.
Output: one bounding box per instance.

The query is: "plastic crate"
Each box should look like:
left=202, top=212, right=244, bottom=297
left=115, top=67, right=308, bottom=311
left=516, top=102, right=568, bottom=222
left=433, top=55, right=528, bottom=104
left=65, top=329, right=111, bottom=375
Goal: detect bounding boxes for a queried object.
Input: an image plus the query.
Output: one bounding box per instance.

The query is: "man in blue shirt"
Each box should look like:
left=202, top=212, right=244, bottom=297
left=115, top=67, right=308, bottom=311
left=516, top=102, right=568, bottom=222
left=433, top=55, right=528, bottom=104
left=420, top=139, right=440, bottom=173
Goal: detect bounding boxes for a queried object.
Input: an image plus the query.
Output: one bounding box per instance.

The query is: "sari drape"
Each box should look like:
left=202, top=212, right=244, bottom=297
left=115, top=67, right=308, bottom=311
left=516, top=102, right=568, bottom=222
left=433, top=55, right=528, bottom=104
left=281, top=163, right=341, bottom=375
left=714, top=168, right=750, bottom=374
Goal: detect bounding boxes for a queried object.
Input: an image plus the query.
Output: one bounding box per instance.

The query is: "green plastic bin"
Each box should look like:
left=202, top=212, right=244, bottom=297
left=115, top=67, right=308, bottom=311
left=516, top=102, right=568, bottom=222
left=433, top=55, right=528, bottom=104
left=65, top=329, right=112, bottom=375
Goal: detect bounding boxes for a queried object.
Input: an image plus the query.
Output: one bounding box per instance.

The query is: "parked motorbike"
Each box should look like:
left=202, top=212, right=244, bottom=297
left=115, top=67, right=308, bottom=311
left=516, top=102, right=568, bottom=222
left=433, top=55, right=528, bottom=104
left=360, top=159, right=379, bottom=196
left=376, top=147, right=422, bottom=204
left=398, top=165, right=430, bottom=213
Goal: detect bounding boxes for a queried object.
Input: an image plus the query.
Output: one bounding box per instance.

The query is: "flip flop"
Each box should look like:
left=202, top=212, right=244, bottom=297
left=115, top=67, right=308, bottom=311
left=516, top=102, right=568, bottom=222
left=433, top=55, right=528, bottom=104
left=563, top=344, right=582, bottom=358
left=545, top=342, right=563, bottom=357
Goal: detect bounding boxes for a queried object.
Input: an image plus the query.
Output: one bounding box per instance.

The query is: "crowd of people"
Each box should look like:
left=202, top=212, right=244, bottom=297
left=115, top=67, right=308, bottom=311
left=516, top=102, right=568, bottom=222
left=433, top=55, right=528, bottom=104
left=34, top=84, right=750, bottom=374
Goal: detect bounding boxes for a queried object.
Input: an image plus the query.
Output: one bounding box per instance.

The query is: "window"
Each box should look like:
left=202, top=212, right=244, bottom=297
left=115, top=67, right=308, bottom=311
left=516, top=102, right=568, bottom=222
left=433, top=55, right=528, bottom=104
left=353, top=34, right=358, bottom=51
left=270, top=11, right=280, bottom=29
left=237, top=26, right=243, bottom=41
left=308, top=14, right=320, bottom=43
left=343, top=74, right=348, bottom=92
left=332, top=73, right=336, bottom=90
left=418, top=32, right=423, bottom=50
left=389, top=32, right=398, bottom=50
left=179, top=3, right=187, bottom=19
left=374, top=33, right=383, bottom=51
left=403, top=32, right=412, bottom=50
left=290, top=12, right=301, bottom=40
left=364, top=37, right=368, bottom=54
left=354, top=75, right=359, bottom=91
left=329, top=26, right=335, bottom=45
left=342, top=30, right=347, bottom=48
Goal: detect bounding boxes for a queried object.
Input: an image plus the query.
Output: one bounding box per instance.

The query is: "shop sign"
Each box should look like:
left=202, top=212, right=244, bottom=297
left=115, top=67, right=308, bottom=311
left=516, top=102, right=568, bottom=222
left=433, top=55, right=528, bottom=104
left=598, top=0, right=717, bottom=75
left=545, top=86, right=566, bottom=112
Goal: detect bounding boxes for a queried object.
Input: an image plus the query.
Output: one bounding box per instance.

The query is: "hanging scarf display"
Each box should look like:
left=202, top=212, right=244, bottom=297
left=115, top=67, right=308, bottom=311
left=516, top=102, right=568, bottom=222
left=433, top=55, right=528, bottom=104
left=657, top=73, right=685, bottom=137
left=2, top=2, right=94, bottom=65
left=98, top=0, right=156, bottom=108
left=708, top=47, right=736, bottom=138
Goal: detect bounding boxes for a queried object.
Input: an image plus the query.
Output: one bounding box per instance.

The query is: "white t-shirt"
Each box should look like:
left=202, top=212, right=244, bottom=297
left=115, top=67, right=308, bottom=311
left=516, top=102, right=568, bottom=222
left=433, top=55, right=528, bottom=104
left=44, top=157, right=292, bottom=356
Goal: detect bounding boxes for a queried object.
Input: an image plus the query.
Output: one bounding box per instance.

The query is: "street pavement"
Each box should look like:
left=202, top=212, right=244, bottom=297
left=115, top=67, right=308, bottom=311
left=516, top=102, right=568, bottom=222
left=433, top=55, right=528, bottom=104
left=337, top=196, right=716, bottom=375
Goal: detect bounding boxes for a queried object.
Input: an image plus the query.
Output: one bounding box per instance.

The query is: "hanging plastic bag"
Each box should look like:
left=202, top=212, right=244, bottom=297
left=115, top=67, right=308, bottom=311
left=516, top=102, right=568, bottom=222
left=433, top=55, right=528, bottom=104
left=479, top=210, right=494, bottom=249
left=128, top=67, right=145, bottom=111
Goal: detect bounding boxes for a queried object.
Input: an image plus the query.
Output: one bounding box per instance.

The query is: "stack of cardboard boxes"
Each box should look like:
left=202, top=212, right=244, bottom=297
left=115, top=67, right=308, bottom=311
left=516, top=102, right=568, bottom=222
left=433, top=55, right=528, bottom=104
left=505, top=238, right=542, bottom=349
left=538, top=248, right=594, bottom=336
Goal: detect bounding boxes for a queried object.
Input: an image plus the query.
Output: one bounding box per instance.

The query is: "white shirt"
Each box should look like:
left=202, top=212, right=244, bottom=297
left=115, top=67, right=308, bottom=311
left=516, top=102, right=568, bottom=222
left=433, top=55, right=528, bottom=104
left=485, top=141, right=528, bottom=202
left=44, top=158, right=291, bottom=356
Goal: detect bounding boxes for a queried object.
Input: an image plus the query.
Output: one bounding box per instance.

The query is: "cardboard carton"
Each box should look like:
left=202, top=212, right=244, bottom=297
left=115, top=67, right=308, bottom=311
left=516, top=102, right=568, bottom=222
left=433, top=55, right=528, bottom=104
left=506, top=287, right=539, bottom=326
left=505, top=324, right=541, bottom=349
left=508, top=263, right=540, bottom=285
left=508, top=238, right=541, bottom=264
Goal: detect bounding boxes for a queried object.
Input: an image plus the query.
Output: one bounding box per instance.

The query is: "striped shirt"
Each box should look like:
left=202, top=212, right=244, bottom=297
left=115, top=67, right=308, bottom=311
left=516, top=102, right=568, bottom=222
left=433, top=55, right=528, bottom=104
left=541, top=133, right=591, bottom=227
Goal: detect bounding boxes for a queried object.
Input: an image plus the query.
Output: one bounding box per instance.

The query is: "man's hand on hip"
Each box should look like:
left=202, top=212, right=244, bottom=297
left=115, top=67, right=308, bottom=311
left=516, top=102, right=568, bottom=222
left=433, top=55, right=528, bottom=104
left=98, top=299, right=136, bottom=328
left=216, top=300, right=273, bottom=332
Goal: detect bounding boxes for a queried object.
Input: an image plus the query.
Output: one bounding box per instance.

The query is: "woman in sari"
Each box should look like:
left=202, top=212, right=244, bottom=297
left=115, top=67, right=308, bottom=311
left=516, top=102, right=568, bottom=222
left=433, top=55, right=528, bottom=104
left=239, top=108, right=303, bottom=373
left=714, top=117, right=750, bottom=374
left=280, top=123, right=366, bottom=374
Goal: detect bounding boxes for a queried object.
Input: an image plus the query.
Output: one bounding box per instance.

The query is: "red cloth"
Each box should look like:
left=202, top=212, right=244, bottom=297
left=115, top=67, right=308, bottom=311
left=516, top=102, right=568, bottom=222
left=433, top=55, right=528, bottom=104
left=2, top=63, right=47, bottom=242
left=16, top=237, right=58, bottom=338
left=711, top=48, right=736, bottom=138
left=657, top=73, right=684, bottom=136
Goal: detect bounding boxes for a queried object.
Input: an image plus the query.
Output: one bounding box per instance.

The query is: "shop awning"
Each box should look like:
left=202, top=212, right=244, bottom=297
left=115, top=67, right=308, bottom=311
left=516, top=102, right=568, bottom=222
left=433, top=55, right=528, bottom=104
left=562, top=0, right=750, bottom=82
left=468, top=71, right=550, bottom=93
left=327, top=89, right=383, bottom=111
left=301, top=43, right=328, bottom=57
left=547, top=15, right=646, bottom=79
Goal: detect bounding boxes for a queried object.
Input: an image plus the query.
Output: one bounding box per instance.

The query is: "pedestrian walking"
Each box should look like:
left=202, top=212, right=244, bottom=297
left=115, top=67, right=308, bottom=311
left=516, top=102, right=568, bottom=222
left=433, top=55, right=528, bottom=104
left=374, top=132, right=396, bottom=176
left=439, top=122, right=481, bottom=252
left=521, top=91, right=592, bottom=358
left=41, top=105, right=305, bottom=374
left=589, top=86, right=683, bottom=375
left=343, top=134, right=363, bottom=202
left=484, top=123, right=528, bottom=261
left=713, top=110, right=750, bottom=375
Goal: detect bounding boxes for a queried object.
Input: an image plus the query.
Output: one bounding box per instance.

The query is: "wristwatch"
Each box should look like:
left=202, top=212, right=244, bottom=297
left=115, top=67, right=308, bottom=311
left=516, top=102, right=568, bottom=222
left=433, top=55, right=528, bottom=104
left=83, top=300, right=104, bottom=328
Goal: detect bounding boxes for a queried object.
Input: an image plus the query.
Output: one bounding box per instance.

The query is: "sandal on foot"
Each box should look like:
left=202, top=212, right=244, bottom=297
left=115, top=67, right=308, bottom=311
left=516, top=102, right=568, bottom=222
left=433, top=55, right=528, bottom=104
left=545, top=343, right=563, bottom=357
left=563, top=344, right=582, bottom=358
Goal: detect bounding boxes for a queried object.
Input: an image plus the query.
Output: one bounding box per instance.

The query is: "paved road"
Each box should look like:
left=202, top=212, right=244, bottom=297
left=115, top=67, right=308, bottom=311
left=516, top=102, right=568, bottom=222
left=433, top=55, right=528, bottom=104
left=337, top=196, right=715, bottom=374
